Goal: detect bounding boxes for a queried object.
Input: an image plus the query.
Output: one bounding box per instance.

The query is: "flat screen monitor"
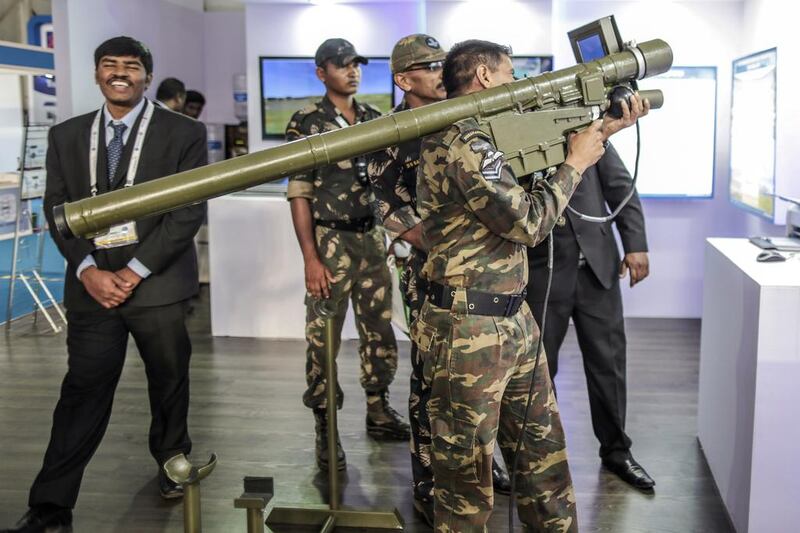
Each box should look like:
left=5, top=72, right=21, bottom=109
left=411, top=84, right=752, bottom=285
left=259, top=56, right=394, bottom=139
left=611, top=66, right=717, bottom=198
left=729, top=48, right=777, bottom=219
left=512, top=56, right=554, bottom=79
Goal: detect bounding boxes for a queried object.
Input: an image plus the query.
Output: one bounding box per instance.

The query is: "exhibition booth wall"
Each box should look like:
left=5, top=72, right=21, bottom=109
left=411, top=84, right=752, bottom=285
left=45, top=0, right=796, bottom=336
left=237, top=0, right=793, bottom=331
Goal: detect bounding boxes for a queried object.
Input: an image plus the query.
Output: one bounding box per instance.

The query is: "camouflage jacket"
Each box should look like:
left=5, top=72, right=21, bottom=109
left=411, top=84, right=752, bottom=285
left=367, top=99, right=423, bottom=241
left=285, top=95, right=382, bottom=221
left=416, top=117, right=582, bottom=295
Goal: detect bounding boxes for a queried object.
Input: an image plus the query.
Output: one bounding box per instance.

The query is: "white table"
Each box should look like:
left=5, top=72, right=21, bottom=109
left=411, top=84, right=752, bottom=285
left=698, top=238, right=800, bottom=532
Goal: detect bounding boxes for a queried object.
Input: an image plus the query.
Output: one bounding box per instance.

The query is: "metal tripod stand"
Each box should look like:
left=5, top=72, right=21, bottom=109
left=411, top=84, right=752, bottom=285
left=265, top=299, right=404, bottom=531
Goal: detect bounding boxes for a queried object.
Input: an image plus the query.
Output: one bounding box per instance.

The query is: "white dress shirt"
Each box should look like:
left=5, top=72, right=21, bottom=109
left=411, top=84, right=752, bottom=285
left=76, top=98, right=152, bottom=281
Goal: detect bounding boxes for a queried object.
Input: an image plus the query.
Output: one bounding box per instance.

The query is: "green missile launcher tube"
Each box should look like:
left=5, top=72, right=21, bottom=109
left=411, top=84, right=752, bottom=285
left=54, top=39, right=672, bottom=239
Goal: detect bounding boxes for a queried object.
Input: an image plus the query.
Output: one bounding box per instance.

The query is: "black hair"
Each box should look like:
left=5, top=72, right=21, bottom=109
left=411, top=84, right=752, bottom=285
left=94, top=36, right=153, bottom=74
left=443, top=40, right=512, bottom=97
left=185, top=90, right=205, bottom=105
left=156, top=77, right=186, bottom=101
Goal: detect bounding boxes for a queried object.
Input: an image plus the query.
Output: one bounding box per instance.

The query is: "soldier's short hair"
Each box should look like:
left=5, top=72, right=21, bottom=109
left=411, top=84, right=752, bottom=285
left=443, top=40, right=512, bottom=98
left=94, top=36, right=153, bottom=74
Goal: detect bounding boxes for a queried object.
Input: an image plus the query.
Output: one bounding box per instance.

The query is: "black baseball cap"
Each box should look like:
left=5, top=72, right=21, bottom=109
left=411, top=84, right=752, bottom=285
left=315, top=38, right=368, bottom=68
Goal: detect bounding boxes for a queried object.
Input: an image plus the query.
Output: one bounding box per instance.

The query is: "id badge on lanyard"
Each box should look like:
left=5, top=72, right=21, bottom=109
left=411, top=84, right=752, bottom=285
left=89, top=99, right=153, bottom=249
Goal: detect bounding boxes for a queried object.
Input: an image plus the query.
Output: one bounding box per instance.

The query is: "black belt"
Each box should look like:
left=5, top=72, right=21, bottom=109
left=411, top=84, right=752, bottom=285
left=315, top=217, right=375, bottom=233
left=425, top=281, right=526, bottom=317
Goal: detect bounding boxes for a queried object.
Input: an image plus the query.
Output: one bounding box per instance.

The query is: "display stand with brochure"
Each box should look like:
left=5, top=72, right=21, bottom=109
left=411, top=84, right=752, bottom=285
left=4, top=123, right=66, bottom=333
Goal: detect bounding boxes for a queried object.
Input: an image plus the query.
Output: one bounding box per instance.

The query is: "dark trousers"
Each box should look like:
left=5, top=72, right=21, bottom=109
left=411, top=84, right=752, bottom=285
left=526, top=265, right=632, bottom=459
left=400, top=250, right=434, bottom=501
left=28, top=301, right=193, bottom=509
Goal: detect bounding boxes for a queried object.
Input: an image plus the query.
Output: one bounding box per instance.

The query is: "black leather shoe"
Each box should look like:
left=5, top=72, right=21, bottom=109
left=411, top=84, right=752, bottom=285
left=492, top=457, right=511, bottom=495
left=412, top=496, right=434, bottom=528
left=1, top=505, right=72, bottom=533
left=159, top=470, right=184, bottom=500
left=602, top=454, right=656, bottom=491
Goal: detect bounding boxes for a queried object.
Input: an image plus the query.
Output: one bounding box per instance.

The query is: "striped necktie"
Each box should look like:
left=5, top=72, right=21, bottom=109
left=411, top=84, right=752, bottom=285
left=107, top=122, right=127, bottom=184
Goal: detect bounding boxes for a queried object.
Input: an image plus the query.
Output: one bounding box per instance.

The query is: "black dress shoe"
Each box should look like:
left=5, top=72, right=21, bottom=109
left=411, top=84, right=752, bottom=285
left=159, top=470, right=184, bottom=500
left=413, top=496, right=434, bottom=528
left=1, top=505, right=72, bottom=533
left=412, top=483, right=434, bottom=528
left=602, top=454, right=656, bottom=491
left=492, top=457, right=511, bottom=495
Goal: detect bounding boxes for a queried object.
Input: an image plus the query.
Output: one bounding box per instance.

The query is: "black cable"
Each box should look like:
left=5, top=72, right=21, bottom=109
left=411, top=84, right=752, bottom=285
left=509, top=230, right=554, bottom=533
left=567, top=120, right=641, bottom=224
left=505, top=119, right=642, bottom=529
left=506, top=111, right=643, bottom=531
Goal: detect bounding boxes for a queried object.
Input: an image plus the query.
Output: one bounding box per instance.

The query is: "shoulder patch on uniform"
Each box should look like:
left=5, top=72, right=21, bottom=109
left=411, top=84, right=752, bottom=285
left=479, top=148, right=505, bottom=181
left=454, top=117, right=491, bottom=145
left=288, top=103, right=319, bottom=124
left=364, top=103, right=383, bottom=117
left=460, top=129, right=492, bottom=145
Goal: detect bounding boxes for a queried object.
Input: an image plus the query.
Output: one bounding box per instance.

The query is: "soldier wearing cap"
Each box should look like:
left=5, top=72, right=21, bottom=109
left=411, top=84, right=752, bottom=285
left=367, top=34, right=510, bottom=526
left=286, top=38, right=410, bottom=473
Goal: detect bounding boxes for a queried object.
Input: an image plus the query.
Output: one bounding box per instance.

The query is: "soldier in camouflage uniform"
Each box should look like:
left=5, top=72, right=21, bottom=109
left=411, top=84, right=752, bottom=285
left=413, top=40, right=647, bottom=531
left=286, top=38, right=409, bottom=473
left=368, top=34, right=510, bottom=527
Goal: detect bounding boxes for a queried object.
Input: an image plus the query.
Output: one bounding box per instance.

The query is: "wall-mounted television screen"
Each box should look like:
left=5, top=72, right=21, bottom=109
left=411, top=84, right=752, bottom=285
left=611, top=66, right=717, bottom=198
left=260, top=57, right=394, bottom=139
left=729, top=48, right=777, bottom=219
left=512, top=56, right=554, bottom=78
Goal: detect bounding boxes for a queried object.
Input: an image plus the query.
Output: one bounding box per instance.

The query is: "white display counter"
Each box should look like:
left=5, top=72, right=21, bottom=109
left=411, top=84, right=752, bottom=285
left=698, top=238, right=800, bottom=532
left=208, top=193, right=404, bottom=340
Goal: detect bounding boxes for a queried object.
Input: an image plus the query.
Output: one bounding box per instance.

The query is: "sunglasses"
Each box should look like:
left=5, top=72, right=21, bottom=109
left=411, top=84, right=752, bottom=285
left=405, top=61, right=444, bottom=73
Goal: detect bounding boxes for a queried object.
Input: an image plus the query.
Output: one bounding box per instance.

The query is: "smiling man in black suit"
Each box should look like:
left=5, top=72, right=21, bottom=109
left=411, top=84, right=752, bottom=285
left=2, top=36, right=206, bottom=533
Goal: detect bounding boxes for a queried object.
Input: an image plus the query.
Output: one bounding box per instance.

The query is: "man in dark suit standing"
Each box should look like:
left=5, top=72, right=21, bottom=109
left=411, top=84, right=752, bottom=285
left=525, top=144, right=656, bottom=491
left=2, top=36, right=206, bottom=533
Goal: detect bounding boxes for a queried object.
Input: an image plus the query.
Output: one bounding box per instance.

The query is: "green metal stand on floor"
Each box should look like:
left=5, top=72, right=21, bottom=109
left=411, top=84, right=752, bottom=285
left=163, top=452, right=218, bottom=533
left=265, top=300, right=404, bottom=532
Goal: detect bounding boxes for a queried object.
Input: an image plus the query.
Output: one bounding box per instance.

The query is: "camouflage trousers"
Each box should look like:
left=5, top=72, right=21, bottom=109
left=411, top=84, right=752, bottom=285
left=412, top=296, right=577, bottom=532
left=303, top=225, right=398, bottom=410
left=399, top=248, right=434, bottom=501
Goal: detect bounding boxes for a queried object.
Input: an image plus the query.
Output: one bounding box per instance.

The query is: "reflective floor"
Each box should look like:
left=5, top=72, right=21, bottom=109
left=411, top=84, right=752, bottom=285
left=0, top=288, right=733, bottom=532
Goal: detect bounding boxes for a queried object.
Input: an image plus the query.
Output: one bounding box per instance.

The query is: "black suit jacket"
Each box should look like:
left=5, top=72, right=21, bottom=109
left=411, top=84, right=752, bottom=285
left=528, top=143, right=647, bottom=301
left=44, top=102, right=208, bottom=312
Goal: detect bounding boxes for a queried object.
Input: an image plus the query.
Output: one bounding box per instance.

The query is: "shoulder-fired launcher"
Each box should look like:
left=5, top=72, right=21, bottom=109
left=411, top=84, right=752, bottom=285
left=54, top=39, right=672, bottom=239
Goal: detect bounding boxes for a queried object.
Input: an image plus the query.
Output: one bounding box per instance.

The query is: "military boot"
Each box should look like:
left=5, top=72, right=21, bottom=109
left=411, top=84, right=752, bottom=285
left=365, top=389, right=411, bottom=440
left=314, top=408, right=346, bottom=471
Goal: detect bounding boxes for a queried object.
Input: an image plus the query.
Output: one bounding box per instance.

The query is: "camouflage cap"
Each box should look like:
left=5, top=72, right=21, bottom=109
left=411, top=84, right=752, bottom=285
left=391, top=34, right=447, bottom=74
left=315, top=38, right=368, bottom=68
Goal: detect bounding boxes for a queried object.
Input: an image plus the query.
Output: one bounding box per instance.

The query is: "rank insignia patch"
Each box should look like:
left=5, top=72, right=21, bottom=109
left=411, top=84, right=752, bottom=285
left=480, top=149, right=505, bottom=181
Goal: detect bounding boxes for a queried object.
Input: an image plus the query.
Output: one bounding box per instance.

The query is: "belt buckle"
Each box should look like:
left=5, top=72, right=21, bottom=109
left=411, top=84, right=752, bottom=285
left=504, top=292, right=524, bottom=316
left=503, top=295, right=515, bottom=316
